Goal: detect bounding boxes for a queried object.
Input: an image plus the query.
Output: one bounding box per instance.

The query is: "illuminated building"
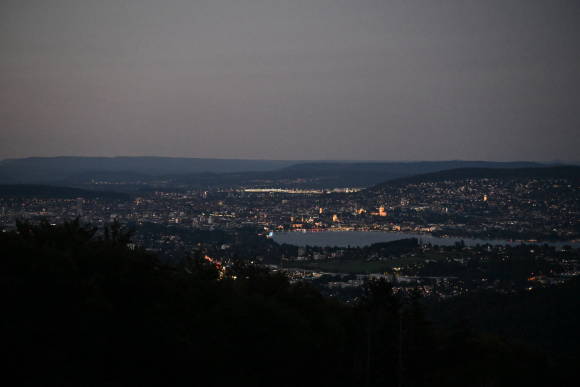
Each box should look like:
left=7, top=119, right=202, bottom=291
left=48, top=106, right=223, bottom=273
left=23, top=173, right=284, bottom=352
left=379, top=206, right=387, bottom=217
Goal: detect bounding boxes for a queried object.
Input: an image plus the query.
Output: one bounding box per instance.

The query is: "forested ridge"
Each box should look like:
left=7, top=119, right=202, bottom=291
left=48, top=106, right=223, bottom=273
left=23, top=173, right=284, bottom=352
left=369, top=165, right=580, bottom=191
left=1, top=221, right=577, bottom=386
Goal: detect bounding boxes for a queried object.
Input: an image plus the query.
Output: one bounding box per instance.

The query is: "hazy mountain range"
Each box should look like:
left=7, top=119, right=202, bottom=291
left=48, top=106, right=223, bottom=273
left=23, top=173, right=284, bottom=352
left=0, top=157, right=296, bottom=184
left=0, top=157, right=556, bottom=190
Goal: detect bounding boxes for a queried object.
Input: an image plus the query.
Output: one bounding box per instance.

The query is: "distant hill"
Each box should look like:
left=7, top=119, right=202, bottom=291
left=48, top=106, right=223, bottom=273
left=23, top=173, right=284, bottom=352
left=0, top=185, right=130, bottom=200
left=0, top=157, right=553, bottom=188
left=267, top=161, right=545, bottom=187
left=173, top=161, right=547, bottom=189
left=369, top=165, right=580, bottom=191
left=0, top=157, right=299, bottom=184
left=61, top=171, right=154, bottom=185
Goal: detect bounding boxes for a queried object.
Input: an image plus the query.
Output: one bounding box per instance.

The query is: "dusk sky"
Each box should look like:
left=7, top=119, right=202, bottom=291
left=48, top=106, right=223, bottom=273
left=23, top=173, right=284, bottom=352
left=1, top=0, right=579, bottom=161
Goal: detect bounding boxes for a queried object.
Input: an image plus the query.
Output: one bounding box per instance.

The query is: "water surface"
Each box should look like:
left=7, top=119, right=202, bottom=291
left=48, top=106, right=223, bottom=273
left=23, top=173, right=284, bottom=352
left=272, top=230, right=579, bottom=248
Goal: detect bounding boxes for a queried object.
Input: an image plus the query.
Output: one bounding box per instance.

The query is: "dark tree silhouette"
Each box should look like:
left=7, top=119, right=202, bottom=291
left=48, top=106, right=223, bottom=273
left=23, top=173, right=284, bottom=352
left=0, top=221, right=575, bottom=386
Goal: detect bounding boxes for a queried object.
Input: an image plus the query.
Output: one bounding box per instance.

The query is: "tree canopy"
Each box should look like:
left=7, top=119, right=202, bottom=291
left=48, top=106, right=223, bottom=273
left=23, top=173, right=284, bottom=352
left=1, top=220, right=576, bottom=386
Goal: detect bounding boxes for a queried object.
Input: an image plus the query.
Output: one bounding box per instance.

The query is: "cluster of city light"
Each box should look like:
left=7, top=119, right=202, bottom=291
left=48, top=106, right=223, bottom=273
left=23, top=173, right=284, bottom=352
left=242, top=187, right=361, bottom=194
left=203, top=254, right=227, bottom=279
left=243, top=188, right=325, bottom=194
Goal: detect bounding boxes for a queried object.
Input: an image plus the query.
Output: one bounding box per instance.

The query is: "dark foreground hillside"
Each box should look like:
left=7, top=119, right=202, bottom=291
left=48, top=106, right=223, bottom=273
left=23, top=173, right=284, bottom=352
left=1, top=221, right=577, bottom=386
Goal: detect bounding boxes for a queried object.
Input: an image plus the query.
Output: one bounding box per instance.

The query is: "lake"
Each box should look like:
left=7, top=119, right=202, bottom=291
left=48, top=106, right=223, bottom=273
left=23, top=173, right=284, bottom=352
left=272, top=230, right=579, bottom=248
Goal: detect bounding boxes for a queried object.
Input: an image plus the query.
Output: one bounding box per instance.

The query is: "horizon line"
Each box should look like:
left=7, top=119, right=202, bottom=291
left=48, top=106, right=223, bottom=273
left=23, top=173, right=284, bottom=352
left=1, top=155, right=576, bottom=164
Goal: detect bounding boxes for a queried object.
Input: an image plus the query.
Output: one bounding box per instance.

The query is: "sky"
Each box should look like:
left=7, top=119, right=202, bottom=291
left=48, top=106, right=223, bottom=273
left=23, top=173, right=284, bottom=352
left=1, top=0, right=579, bottom=162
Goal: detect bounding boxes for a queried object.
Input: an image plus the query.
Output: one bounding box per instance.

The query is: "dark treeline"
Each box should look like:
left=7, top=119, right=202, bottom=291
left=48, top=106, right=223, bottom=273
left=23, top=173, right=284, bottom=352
left=1, top=221, right=577, bottom=386
left=429, top=279, right=580, bottom=361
